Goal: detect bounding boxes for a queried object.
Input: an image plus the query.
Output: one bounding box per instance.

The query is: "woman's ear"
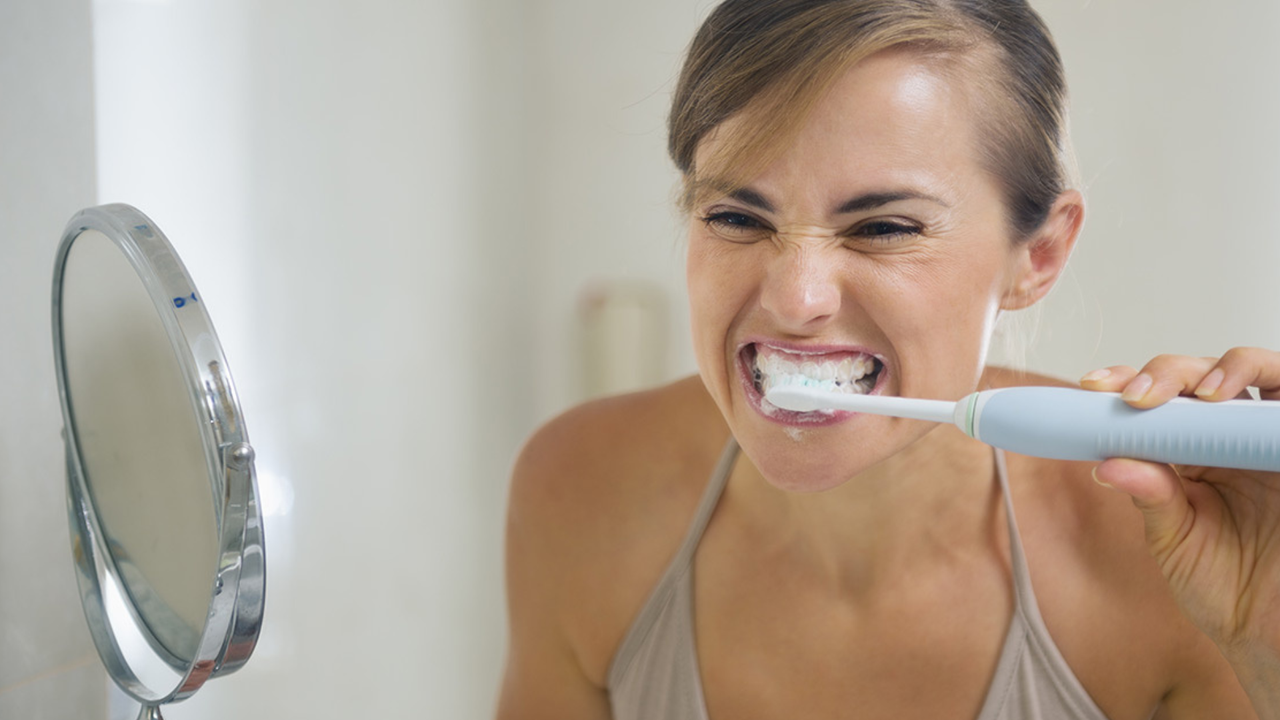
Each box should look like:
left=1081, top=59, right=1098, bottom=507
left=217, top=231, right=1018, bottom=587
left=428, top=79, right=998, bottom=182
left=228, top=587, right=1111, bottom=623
left=1002, top=189, right=1084, bottom=310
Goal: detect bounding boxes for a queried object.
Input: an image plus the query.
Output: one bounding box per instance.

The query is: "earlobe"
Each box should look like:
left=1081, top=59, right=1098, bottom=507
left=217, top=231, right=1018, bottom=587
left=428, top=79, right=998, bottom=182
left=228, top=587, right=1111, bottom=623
left=1001, top=190, right=1085, bottom=310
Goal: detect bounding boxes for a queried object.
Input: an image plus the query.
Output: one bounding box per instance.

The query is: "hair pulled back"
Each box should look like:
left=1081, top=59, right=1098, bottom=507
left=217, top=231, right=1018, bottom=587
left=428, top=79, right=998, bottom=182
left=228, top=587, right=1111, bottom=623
left=669, top=0, right=1072, bottom=239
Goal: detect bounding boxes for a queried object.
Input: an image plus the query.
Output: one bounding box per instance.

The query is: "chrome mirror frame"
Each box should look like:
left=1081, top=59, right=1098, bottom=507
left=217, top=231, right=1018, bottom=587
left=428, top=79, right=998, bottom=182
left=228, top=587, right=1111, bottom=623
left=51, top=204, right=265, bottom=719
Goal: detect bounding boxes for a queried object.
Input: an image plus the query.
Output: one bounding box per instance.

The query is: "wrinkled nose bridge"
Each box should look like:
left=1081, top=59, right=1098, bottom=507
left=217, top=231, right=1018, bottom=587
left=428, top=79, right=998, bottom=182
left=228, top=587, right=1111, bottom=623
left=761, top=241, right=843, bottom=325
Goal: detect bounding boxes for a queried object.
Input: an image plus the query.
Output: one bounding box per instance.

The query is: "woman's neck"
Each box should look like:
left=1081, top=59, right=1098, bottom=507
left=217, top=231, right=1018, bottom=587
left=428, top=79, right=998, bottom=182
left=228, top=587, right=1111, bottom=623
left=725, top=422, right=1004, bottom=594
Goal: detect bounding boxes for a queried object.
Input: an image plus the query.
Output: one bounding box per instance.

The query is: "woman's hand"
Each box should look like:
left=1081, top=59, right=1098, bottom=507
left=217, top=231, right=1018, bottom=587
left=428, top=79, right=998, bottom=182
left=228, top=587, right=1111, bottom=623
left=1080, top=347, right=1280, bottom=712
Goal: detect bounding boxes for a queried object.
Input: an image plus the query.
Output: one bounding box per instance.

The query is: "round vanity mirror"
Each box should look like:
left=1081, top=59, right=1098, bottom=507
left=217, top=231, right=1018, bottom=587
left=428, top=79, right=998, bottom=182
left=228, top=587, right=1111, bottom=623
left=51, top=204, right=265, bottom=720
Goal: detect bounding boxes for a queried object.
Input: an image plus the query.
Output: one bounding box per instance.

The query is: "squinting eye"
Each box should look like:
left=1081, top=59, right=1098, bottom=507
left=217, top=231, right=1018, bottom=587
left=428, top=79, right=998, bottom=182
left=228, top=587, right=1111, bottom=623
left=700, top=211, right=770, bottom=243
left=848, top=219, right=920, bottom=244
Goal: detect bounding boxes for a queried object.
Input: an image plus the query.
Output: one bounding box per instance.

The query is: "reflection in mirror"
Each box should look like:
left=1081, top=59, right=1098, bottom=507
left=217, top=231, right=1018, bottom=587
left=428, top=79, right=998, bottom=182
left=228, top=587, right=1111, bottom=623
left=52, top=205, right=264, bottom=720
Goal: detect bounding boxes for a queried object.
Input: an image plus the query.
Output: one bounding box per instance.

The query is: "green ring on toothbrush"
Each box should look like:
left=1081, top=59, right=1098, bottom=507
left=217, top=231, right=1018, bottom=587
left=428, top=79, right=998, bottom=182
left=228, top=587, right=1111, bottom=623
left=964, top=393, right=978, bottom=436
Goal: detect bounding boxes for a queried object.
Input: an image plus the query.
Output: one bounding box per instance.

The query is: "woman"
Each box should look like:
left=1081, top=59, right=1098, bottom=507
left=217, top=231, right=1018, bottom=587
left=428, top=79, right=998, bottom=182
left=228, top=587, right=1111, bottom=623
left=497, top=1, right=1280, bottom=718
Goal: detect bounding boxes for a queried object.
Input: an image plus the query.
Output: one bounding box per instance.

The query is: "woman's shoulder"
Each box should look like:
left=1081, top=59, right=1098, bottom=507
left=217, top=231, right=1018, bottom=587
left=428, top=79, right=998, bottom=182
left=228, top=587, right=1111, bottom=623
left=506, top=375, right=731, bottom=686
left=515, top=375, right=727, bottom=482
left=510, top=376, right=730, bottom=540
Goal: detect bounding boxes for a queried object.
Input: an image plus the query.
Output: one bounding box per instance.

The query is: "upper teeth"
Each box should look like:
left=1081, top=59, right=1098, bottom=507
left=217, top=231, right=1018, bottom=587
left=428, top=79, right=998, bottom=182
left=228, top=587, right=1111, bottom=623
left=756, top=351, right=876, bottom=385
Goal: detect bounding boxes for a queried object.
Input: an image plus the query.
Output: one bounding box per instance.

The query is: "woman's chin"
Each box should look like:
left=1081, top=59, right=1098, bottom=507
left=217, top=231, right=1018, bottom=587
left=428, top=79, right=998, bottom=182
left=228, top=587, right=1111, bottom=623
left=746, top=446, right=871, bottom=493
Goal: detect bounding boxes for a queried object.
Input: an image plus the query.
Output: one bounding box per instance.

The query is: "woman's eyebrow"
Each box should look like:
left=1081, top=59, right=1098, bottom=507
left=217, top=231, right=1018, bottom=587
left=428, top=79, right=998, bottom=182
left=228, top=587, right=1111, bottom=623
left=727, top=187, right=776, bottom=213
left=835, top=191, right=950, bottom=214
left=723, top=188, right=951, bottom=215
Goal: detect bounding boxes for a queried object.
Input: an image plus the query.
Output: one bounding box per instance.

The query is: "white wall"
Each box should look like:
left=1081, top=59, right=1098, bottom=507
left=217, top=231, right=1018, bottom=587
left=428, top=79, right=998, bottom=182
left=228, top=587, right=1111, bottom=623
left=0, top=0, right=105, bottom=716
left=8, top=1, right=1280, bottom=719
left=523, top=0, right=715, bottom=416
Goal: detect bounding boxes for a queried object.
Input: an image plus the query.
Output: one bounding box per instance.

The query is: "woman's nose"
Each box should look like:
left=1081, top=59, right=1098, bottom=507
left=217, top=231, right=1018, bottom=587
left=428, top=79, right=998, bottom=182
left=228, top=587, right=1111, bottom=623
left=759, top=248, right=842, bottom=331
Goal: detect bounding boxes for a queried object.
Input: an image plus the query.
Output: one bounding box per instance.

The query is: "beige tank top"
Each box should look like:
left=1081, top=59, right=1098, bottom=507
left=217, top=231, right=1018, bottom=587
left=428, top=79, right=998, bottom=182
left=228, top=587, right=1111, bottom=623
left=607, top=440, right=1113, bottom=720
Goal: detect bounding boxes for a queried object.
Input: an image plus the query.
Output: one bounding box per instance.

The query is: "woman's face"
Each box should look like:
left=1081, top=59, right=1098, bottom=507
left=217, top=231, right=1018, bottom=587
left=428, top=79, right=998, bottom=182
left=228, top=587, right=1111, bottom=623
left=687, top=50, right=1043, bottom=491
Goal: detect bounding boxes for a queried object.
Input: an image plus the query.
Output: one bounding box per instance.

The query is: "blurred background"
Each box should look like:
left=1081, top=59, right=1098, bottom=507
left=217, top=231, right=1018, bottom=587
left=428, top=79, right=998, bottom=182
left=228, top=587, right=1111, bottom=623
left=3, top=0, right=1279, bottom=717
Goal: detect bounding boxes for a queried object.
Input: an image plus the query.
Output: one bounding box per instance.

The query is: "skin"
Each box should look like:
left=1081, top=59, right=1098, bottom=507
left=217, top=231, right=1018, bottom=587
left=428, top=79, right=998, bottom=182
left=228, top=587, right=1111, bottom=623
left=1085, top=351, right=1280, bottom=718
left=496, top=50, right=1273, bottom=720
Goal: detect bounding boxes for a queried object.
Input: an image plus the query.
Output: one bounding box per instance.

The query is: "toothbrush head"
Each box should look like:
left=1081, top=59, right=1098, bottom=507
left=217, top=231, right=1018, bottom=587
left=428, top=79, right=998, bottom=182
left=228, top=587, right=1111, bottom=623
left=765, top=376, right=961, bottom=424
left=764, top=382, right=838, bottom=412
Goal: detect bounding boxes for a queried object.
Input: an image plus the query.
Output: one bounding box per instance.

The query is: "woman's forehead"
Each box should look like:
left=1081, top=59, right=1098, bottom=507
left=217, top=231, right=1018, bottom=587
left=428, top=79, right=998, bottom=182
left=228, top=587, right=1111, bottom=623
left=693, top=51, right=983, bottom=209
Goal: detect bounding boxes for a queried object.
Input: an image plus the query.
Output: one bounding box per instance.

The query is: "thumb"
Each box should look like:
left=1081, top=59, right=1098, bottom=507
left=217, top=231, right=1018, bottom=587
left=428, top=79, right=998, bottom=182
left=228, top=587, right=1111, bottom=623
left=1093, top=457, right=1193, bottom=560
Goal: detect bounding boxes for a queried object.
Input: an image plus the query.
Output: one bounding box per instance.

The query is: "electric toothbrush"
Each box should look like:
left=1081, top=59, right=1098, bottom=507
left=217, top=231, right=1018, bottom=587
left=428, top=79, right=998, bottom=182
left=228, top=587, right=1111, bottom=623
left=764, top=381, right=1280, bottom=472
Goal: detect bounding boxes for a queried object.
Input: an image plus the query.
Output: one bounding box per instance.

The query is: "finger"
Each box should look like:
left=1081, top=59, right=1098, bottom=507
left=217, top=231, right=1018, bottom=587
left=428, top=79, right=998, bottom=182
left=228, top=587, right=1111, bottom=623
left=1093, top=458, right=1194, bottom=563
left=1079, top=365, right=1139, bottom=392
left=1120, top=355, right=1219, bottom=409
left=1193, top=347, right=1280, bottom=401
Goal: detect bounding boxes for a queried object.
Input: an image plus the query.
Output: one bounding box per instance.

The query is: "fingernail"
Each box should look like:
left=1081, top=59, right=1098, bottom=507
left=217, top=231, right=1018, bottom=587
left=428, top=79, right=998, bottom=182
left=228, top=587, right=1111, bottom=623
left=1121, top=373, right=1153, bottom=403
left=1195, top=368, right=1225, bottom=398
left=1080, top=368, right=1111, bottom=383
left=1091, top=466, right=1113, bottom=489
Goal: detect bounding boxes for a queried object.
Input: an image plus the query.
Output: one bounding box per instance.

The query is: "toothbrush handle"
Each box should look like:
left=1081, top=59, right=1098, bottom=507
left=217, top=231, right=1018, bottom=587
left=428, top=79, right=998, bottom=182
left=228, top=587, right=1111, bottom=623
left=970, top=387, right=1280, bottom=472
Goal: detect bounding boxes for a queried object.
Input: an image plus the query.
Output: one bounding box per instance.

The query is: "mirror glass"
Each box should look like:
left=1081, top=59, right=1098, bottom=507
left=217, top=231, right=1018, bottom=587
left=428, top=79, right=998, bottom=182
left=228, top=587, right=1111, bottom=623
left=61, top=227, right=218, bottom=665
left=53, top=204, right=263, bottom=718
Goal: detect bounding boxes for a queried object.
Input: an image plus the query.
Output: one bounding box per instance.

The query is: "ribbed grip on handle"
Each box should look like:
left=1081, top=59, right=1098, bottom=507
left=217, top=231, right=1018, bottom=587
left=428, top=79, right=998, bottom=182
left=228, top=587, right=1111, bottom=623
left=971, top=387, right=1280, bottom=472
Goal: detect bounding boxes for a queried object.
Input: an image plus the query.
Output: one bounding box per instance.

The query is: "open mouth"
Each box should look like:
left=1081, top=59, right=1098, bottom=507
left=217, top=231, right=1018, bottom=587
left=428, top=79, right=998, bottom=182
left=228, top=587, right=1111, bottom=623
left=741, top=343, right=885, bottom=422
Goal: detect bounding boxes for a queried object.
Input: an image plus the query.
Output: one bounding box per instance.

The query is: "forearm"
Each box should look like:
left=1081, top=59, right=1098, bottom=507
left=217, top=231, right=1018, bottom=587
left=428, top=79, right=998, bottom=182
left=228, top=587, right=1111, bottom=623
left=1226, top=646, right=1280, bottom=720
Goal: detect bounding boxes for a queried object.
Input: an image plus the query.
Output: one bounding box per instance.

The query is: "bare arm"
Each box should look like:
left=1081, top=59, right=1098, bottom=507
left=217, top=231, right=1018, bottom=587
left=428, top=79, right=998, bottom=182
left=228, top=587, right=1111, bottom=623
left=495, top=425, right=612, bottom=720
left=1152, top=635, right=1258, bottom=720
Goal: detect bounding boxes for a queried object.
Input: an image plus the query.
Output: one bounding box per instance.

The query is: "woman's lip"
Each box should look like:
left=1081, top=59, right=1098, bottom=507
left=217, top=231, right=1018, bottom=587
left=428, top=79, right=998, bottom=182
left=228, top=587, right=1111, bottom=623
left=736, top=341, right=889, bottom=427
left=740, top=337, right=884, bottom=358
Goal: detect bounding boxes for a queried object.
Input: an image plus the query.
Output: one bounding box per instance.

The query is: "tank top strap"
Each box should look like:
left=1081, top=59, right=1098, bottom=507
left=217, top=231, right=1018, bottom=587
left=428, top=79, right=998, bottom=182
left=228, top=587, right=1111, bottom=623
left=659, top=437, right=737, bottom=581
left=991, top=448, right=1111, bottom=719
left=607, top=438, right=737, bottom=689
left=993, top=448, right=1038, bottom=611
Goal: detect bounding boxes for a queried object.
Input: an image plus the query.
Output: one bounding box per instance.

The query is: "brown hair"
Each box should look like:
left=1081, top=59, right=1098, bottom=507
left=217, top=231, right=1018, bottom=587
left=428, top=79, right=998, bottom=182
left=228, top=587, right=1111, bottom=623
left=669, top=0, right=1072, bottom=240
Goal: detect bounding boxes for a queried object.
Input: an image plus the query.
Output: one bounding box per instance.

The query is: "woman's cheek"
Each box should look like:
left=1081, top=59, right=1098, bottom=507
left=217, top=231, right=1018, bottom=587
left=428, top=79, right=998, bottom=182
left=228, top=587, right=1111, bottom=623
left=687, top=238, right=749, bottom=319
left=687, top=240, right=760, bottom=397
left=917, top=271, right=1002, bottom=390
left=686, top=241, right=731, bottom=373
